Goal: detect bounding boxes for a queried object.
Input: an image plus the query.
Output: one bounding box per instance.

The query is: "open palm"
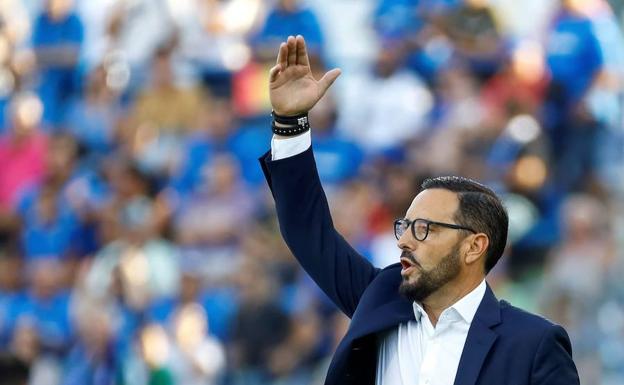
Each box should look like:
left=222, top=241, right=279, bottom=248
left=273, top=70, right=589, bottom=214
left=269, top=35, right=341, bottom=116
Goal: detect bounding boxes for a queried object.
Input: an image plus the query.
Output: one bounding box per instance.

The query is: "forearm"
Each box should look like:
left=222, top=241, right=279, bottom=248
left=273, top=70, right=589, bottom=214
left=261, top=147, right=378, bottom=317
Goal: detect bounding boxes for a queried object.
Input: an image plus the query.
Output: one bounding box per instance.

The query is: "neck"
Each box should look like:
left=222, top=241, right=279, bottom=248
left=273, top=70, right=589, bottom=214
left=421, top=275, right=484, bottom=326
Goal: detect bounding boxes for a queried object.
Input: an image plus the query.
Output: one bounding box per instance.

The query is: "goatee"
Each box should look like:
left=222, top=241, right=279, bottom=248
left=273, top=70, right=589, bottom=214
left=398, top=244, right=462, bottom=303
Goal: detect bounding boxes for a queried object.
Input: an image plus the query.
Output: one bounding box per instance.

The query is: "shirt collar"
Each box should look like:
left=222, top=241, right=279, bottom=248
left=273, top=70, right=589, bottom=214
left=450, top=279, right=487, bottom=323
left=412, top=279, right=487, bottom=324
left=413, top=301, right=427, bottom=322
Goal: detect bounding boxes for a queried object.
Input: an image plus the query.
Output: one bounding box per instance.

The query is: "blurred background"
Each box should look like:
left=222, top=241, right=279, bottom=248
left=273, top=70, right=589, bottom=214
left=0, top=0, right=622, bottom=384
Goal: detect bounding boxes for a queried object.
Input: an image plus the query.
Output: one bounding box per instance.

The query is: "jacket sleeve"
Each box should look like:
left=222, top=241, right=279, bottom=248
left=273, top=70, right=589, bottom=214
left=259, top=147, right=379, bottom=318
left=530, top=325, right=580, bottom=385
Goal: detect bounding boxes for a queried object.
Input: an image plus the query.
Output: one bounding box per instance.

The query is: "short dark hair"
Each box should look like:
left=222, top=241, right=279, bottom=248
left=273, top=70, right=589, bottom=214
left=421, top=176, right=508, bottom=273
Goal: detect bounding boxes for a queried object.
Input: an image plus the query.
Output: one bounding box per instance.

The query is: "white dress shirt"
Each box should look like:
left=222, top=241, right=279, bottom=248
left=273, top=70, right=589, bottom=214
left=271, top=133, right=487, bottom=385
left=375, top=280, right=486, bottom=385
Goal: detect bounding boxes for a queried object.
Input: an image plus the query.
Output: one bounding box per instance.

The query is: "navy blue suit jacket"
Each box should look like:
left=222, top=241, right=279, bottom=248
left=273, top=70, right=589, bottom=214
left=260, top=147, right=580, bottom=385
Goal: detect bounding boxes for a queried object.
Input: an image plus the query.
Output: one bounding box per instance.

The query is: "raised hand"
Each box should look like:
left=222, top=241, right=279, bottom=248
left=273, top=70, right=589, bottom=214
left=269, top=35, right=341, bottom=117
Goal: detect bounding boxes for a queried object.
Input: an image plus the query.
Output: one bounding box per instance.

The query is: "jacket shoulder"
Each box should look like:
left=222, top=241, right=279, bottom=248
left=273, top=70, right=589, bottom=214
left=499, top=300, right=556, bottom=326
left=497, top=300, right=564, bottom=339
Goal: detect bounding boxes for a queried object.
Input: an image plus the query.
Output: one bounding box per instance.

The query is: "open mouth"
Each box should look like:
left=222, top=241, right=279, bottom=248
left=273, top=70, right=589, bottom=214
left=400, top=257, right=418, bottom=271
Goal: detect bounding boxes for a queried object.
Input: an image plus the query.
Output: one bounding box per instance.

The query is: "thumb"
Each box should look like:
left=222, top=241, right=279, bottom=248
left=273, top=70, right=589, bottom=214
left=318, top=68, right=342, bottom=97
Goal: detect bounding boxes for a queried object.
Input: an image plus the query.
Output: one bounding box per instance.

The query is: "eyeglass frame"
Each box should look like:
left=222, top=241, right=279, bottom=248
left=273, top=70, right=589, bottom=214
left=393, top=218, right=477, bottom=241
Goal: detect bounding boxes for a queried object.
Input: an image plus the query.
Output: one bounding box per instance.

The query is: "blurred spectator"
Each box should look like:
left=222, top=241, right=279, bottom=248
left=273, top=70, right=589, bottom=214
left=18, top=180, right=78, bottom=261
left=78, top=0, right=189, bottom=86
left=9, top=322, right=53, bottom=385
left=139, top=323, right=174, bottom=385
left=16, top=134, right=100, bottom=260
left=129, top=47, right=204, bottom=135
left=480, top=41, right=547, bottom=129
left=170, top=98, right=241, bottom=195
left=167, top=0, right=262, bottom=96
left=309, top=94, right=364, bottom=187
left=543, top=0, right=606, bottom=189
left=0, top=94, right=48, bottom=212
left=580, top=0, right=624, bottom=189
left=415, top=65, right=482, bottom=175
left=309, top=311, right=350, bottom=385
left=148, top=257, right=237, bottom=342
left=168, top=303, right=225, bottom=385
left=542, top=194, right=614, bottom=316
left=339, top=37, right=433, bottom=155
left=124, top=47, right=204, bottom=177
left=442, top=0, right=506, bottom=79
left=368, top=166, right=425, bottom=267
left=2, top=259, right=71, bottom=384
left=373, top=0, right=422, bottom=39
left=0, top=247, right=22, bottom=347
left=19, top=259, right=73, bottom=356
left=235, top=0, right=325, bottom=118
left=329, top=181, right=378, bottom=262
left=64, top=65, right=121, bottom=156
left=61, top=300, right=118, bottom=385
left=230, top=261, right=290, bottom=385
left=173, top=153, right=254, bottom=283
left=84, top=162, right=179, bottom=302
left=32, top=0, right=83, bottom=127
left=252, top=0, right=324, bottom=62
left=0, top=0, right=32, bottom=130
left=265, top=309, right=325, bottom=384
left=540, top=193, right=616, bottom=385
left=546, top=0, right=605, bottom=107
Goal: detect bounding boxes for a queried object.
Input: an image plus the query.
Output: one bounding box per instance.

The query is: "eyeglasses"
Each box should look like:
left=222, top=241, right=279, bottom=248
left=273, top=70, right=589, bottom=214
left=393, top=218, right=477, bottom=241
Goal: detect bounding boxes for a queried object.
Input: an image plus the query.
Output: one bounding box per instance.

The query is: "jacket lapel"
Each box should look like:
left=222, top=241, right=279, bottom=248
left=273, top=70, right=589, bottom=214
left=347, top=265, right=415, bottom=340
left=349, top=296, right=416, bottom=339
left=453, top=284, right=501, bottom=385
left=327, top=285, right=415, bottom=385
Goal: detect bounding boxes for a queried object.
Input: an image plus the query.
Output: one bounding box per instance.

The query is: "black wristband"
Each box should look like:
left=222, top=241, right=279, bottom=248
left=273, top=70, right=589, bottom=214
left=271, top=110, right=307, bottom=124
left=271, top=111, right=310, bottom=136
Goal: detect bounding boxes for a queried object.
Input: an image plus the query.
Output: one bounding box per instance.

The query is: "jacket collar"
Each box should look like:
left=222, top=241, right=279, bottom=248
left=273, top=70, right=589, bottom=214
left=453, top=283, right=502, bottom=385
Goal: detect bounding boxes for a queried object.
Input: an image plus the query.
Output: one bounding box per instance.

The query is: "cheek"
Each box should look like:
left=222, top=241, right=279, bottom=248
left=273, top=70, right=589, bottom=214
left=416, top=244, right=441, bottom=271
left=416, top=242, right=451, bottom=270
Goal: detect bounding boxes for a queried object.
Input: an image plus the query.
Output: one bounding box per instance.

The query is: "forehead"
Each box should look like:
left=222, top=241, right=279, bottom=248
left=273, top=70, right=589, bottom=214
left=405, top=188, right=459, bottom=221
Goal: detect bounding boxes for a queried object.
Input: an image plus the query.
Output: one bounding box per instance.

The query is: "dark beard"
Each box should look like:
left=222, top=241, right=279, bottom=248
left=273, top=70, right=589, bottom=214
left=398, top=244, right=462, bottom=303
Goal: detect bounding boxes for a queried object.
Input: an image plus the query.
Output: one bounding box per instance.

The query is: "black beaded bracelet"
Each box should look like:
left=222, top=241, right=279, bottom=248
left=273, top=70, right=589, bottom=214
left=271, top=110, right=310, bottom=136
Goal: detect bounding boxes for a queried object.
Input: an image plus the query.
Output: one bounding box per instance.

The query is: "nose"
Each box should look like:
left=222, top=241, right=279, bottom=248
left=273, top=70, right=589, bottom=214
left=397, top=230, right=416, bottom=251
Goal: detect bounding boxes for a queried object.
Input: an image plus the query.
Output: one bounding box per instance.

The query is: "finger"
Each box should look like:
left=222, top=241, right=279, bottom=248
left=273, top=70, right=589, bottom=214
left=295, top=35, right=309, bottom=66
left=318, top=68, right=342, bottom=96
left=269, top=64, right=281, bottom=82
left=277, top=42, right=287, bottom=68
left=287, top=35, right=297, bottom=66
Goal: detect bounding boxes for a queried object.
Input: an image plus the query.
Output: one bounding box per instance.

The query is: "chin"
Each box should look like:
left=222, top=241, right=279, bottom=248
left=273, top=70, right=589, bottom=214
left=399, top=273, right=419, bottom=291
left=399, top=280, right=431, bottom=303
left=401, top=267, right=420, bottom=282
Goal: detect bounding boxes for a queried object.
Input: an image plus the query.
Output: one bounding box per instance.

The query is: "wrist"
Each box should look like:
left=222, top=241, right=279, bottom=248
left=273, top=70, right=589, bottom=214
left=273, top=121, right=297, bottom=139
left=271, top=110, right=310, bottom=137
left=271, top=109, right=308, bottom=117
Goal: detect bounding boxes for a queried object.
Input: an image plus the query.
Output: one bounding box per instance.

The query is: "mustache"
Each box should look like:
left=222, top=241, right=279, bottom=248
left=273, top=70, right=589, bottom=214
left=400, top=250, right=421, bottom=268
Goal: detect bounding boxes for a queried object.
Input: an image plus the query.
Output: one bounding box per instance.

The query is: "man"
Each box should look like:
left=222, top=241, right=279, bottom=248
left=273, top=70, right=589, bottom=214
left=259, top=35, right=580, bottom=385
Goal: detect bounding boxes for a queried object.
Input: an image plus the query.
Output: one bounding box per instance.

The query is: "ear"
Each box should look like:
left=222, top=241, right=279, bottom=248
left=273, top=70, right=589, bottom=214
left=463, top=233, right=489, bottom=267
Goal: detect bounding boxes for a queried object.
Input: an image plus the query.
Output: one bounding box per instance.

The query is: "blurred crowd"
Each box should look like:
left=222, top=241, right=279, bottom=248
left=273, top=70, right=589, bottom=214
left=0, top=0, right=622, bottom=384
